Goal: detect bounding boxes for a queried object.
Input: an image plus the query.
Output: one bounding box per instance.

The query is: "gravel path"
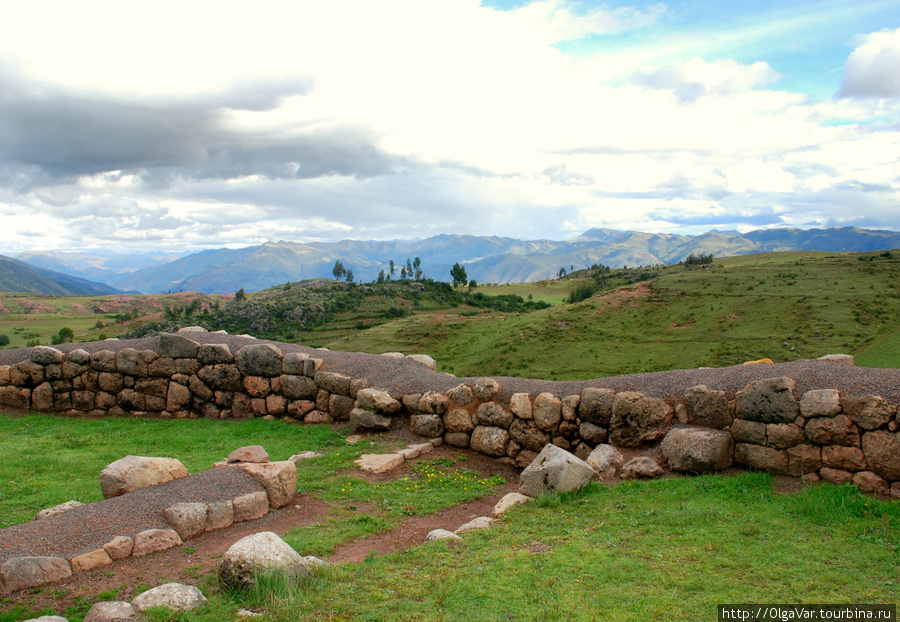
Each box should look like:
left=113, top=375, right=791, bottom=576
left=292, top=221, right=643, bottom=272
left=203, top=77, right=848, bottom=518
left=1, top=334, right=898, bottom=403
left=0, top=467, right=264, bottom=564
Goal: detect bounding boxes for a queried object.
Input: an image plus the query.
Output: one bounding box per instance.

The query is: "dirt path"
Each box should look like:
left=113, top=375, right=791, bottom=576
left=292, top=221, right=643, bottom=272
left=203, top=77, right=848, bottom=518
left=0, top=443, right=518, bottom=617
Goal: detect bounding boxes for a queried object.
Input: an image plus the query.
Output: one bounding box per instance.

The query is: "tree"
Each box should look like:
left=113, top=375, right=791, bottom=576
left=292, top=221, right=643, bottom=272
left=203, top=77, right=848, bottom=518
left=406, top=258, right=413, bottom=278
left=558, top=267, right=567, bottom=278
left=389, top=259, right=395, bottom=278
left=376, top=269, right=386, bottom=284
left=346, top=269, right=354, bottom=283
left=450, top=262, right=468, bottom=288
left=332, top=259, right=347, bottom=280
left=468, top=279, right=477, bottom=291
left=400, top=267, right=407, bottom=279
left=235, top=288, right=245, bottom=302
left=413, top=256, right=422, bottom=280
left=51, top=327, right=75, bottom=345
left=0, top=334, right=9, bottom=347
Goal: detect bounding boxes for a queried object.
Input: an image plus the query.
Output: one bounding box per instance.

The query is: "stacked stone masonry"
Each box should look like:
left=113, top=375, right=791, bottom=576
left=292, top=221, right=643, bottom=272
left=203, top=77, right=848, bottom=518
left=1, top=337, right=898, bottom=500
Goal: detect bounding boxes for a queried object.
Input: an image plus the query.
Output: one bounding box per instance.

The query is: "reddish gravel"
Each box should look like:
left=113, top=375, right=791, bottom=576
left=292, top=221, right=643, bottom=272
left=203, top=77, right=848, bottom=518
left=0, top=467, right=264, bottom=564
left=1, top=334, right=898, bottom=403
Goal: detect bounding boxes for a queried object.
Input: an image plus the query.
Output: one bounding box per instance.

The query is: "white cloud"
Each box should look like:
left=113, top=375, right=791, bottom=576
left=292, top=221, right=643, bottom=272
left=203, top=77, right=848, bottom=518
left=839, top=27, right=900, bottom=98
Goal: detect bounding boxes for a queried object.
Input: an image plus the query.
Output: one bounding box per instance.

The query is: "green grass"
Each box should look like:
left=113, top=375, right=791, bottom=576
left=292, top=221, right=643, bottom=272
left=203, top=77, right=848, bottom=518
left=331, top=251, right=900, bottom=378
left=0, top=414, right=349, bottom=527
left=148, top=474, right=900, bottom=621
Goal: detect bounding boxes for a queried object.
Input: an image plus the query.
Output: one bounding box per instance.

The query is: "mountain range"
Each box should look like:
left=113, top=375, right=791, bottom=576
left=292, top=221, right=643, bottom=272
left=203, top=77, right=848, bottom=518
left=5, top=226, right=900, bottom=295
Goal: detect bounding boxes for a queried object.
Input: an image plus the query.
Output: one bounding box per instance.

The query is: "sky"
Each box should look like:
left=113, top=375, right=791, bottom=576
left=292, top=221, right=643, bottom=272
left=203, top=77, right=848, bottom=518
left=0, top=0, right=898, bottom=254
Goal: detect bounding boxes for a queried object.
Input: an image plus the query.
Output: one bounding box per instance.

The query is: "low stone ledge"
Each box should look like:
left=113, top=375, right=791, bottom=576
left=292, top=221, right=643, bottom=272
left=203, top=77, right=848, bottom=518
left=0, top=556, right=72, bottom=592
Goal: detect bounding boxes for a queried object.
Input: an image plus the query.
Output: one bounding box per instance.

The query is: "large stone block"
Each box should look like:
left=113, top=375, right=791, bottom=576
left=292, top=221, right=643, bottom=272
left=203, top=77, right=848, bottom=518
left=0, top=557, right=71, bottom=592
left=799, top=389, right=842, bottom=418
left=821, top=446, right=866, bottom=472
left=30, top=346, right=64, bottom=366
left=198, top=364, right=243, bottom=391
left=240, top=461, right=297, bottom=508
left=805, top=414, right=860, bottom=447
left=356, top=388, right=402, bottom=414
left=509, top=393, right=533, bottom=419
left=787, top=444, right=822, bottom=476
left=578, top=388, right=616, bottom=427
left=219, top=532, right=313, bottom=589
left=683, top=385, right=733, bottom=429
left=314, top=370, right=351, bottom=395
left=132, top=583, right=207, bottom=612
left=734, top=443, right=788, bottom=475
left=350, top=408, right=392, bottom=431
left=533, top=393, right=562, bottom=431
left=661, top=427, right=733, bottom=473
left=100, top=455, right=189, bottom=499
left=164, top=503, right=210, bottom=540
left=861, top=430, right=900, bottom=480
left=232, top=491, right=269, bottom=522
left=585, top=444, right=625, bottom=477
left=236, top=344, right=284, bottom=377
left=158, top=333, right=200, bottom=359
left=132, top=529, right=183, bottom=556
left=477, top=402, right=514, bottom=428
left=519, top=444, right=594, bottom=496
left=509, top=418, right=551, bottom=452
left=444, top=407, right=477, bottom=433
left=470, top=425, right=510, bottom=457
left=735, top=377, right=799, bottom=424
left=609, top=392, right=673, bottom=447
left=410, top=414, right=444, bottom=438
left=844, top=396, right=896, bottom=430
left=731, top=419, right=767, bottom=445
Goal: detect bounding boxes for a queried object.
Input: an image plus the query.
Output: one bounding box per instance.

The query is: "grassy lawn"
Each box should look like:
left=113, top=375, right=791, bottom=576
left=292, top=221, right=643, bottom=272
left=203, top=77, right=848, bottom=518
left=2, top=415, right=898, bottom=622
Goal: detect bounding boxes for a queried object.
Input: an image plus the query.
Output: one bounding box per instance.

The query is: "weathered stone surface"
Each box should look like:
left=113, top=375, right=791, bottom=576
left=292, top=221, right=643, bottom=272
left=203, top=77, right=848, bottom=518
left=445, top=383, right=474, bottom=405
left=102, top=536, right=134, bottom=560
left=21, top=616, right=68, bottom=622
left=350, top=408, right=392, bottom=431
left=477, top=402, right=514, bottom=428
left=115, top=349, right=147, bottom=376
left=314, top=371, right=351, bottom=395
left=516, top=449, right=539, bottom=468
left=787, top=444, right=822, bottom=477
left=609, top=392, right=673, bottom=447
left=70, top=549, right=113, bottom=573
left=734, top=443, right=788, bottom=475
left=356, top=388, right=402, bottom=414
left=620, top=456, right=664, bottom=479
left=585, top=444, right=625, bottom=477
left=799, top=389, right=842, bottom=418
left=232, top=492, right=269, bottom=522
left=132, top=529, right=183, bottom=556
left=805, top=414, right=860, bottom=447
left=240, top=462, right=297, bottom=508
left=30, top=346, right=64, bottom=366
left=228, top=445, right=270, bottom=463
left=844, top=396, right=896, bottom=430
left=509, top=418, right=551, bottom=452
left=219, top=532, right=313, bottom=589
left=472, top=378, right=499, bottom=401
left=355, top=453, right=405, bottom=474
left=100, top=456, right=189, bottom=499
left=235, top=344, right=283, bottom=378
left=304, top=411, right=333, bottom=424
left=197, top=364, right=243, bottom=391
left=519, top=444, right=594, bottom=496
left=731, top=419, right=767, bottom=445
left=470, top=425, right=510, bottom=457
left=426, top=529, right=461, bottom=542
left=532, top=393, right=562, bottom=431
left=32, top=382, right=53, bottom=411
left=418, top=391, right=449, bottom=414
left=410, top=414, right=444, bottom=438
left=578, top=388, right=616, bottom=427
left=852, top=471, right=889, bottom=495
left=158, top=334, right=200, bottom=359
left=328, top=394, right=355, bottom=421
left=164, top=503, right=209, bottom=540
left=562, top=395, right=580, bottom=421
left=683, top=385, right=733, bottom=429
left=406, top=354, right=437, bottom=370
left=0, top=557, right=71, bottom=592
left=455, top=516, right=496, bottom=533
left=819, top=467, right=853, bottom=485
left=509, top=393, right=533, bottom=419
left=198, top=343, right=233, bottom=365
left=206, top=502, right=234, bottom=531
left=444, top=432, right=470, bottom=448
left=402, top=393, right=422, bottom=412
left=493, top=492, right=531, bottom=516
left=242, top=376, right=270, bottom=398
left=0, top=385, right=30, bottom=409
left=279, top=375, right=318, bottom=400
left=132, top=583, right=207, bottom=612
left=579, top=422, right=608, bottom=444
left=861, top=431, right=900, bottom=480
left=166, top=382, right=192, bottom=411
left=822, top=446, right=867, bottom=472
left=35, top=500, right=85, bottom=520
left=734, top=377, right=799, bottom=424
left=281, top=352, right=307, bottom=375
left=766, top=423, right=805, bottom=449
left=445, top=407, right=477, bottom=433
left=84, top=601, right=135, bottom=622
left=661, top=427, right=733, bottom=473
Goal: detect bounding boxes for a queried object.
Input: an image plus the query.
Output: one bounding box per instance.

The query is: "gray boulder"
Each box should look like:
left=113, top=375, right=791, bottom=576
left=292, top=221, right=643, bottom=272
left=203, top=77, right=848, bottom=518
left=519, top=444, right=594, bottom=496
left=132, top=583, right=207, bottom=613
left=585, top=444, right=625, bottom=478
left=470, top=426, right=510, bottom=457
left=83, top=601, right=135, bottom=621
left=661, top=427, right=733, bottom=473
left=734, top=377, right=798, bottom=424
left=235, top=344, right=284, bottom=377
left=619, top=456, right=664, bottom=479
left=157, top=334, right=200, bottom=359
left=99, top=455, right=188, bottom=499
left=683, top=385, right=733, bottom=429
left=219, top=532, right=313, bottom=589
left=609, top=392, right=673, bottom=447
left=0, top=557, right=71, bottom=592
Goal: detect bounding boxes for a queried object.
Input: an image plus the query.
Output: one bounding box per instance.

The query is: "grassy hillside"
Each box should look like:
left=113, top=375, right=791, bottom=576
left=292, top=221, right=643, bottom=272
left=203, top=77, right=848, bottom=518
left=330, top=250, right=900, bottom=378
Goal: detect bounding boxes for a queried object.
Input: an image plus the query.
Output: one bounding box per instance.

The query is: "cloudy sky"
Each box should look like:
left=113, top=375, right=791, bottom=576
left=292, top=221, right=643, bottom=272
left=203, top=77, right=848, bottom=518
left=1, top=0, right=898, bottom=253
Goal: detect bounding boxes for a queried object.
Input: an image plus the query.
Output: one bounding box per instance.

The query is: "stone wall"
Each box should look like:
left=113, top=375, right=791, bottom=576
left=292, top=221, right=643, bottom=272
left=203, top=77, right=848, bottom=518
left=1, top=335, right=898, bottom=499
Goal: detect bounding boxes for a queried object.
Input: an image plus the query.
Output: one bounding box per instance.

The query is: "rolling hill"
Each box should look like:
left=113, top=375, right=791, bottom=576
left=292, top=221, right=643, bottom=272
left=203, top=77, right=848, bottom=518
left=0, top=255, right=123, bottom=296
